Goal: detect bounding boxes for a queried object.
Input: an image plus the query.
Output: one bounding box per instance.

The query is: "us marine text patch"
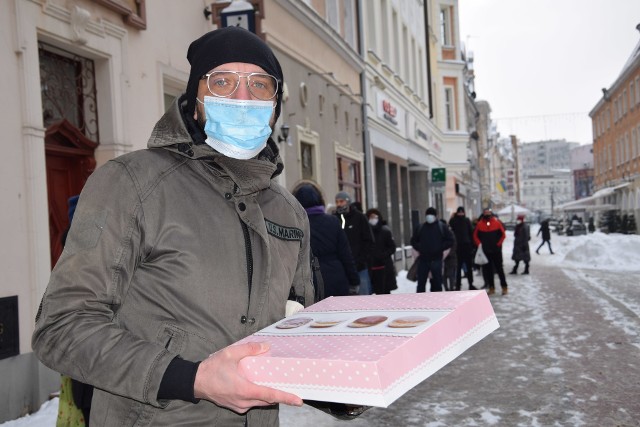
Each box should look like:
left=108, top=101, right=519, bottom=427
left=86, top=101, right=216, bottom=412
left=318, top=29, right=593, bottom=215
left=265, top=219, right=304, bottom=241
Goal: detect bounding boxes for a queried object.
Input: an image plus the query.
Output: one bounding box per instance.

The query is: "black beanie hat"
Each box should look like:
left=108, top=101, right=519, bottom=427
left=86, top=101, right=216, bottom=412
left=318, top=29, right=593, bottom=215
left=185, top=27, right=284, bottom=122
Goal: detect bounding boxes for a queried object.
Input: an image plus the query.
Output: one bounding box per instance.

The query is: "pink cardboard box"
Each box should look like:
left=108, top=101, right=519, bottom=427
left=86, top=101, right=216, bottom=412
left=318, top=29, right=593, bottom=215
left=236, top=290, right=499, bottom=407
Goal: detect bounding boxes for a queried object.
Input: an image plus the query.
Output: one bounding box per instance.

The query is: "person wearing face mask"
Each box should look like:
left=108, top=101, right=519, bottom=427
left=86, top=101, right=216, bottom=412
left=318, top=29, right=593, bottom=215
left=32, top=27, right=323, bottom=426
left=366, top=209, right=398, bottom=294
left=334, top=191, right=375, bottom=295
left=410, top=207, right=455, bottom=292
left=473, top=208, right=509, bottom=295
left=510, top=214, right=531, bottom=275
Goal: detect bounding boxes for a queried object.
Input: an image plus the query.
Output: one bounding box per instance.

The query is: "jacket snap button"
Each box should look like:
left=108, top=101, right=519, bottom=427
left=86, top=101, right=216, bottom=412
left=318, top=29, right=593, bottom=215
left=248, top=318, right=256, bottom=325
left=225, top=193, right=232, bottom=200
left=240, top=315, right=247, bottom=324
left=238, top=202, right=246, bottom=211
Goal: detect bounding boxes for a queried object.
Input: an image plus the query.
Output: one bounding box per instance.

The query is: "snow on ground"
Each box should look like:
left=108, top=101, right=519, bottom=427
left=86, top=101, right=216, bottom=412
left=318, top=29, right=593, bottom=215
left=4, top=225, right=640, bottom=426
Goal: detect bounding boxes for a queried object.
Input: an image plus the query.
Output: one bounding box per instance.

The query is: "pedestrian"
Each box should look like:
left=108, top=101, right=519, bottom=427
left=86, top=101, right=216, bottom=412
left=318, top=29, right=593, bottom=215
left=292, top=181, right=360, bottom=298
left=31, top=27, right=342, bottom=426
left=334, top=191, right=375, bottom=295
left=365, top=208, right=398, bottom=294
left=588, top=216, right=596, bottom=233
left=510, top=214, right=531, bottom=275
left=473, top=207, right=509, bottom=295
left=536, top=218, right=554, bottom=254
left=410, top=207, right=455, bottom=293
left=442, top=220, right=457, bottom=292
left=448, top=206, right=477, bottom=290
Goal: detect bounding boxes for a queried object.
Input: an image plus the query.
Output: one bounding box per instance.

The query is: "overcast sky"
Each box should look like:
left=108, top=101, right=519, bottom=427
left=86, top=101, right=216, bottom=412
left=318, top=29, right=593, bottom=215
left=458, top=0, right=640, bottom=145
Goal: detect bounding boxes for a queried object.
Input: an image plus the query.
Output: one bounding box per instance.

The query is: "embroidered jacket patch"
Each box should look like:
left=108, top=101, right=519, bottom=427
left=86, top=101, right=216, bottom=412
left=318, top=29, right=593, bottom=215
left=265, top=219, right=304, bottom=241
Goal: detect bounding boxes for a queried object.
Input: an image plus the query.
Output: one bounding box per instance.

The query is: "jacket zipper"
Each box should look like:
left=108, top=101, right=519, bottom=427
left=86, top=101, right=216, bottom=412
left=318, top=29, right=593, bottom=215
left=241, top=219, right=253, bottom=304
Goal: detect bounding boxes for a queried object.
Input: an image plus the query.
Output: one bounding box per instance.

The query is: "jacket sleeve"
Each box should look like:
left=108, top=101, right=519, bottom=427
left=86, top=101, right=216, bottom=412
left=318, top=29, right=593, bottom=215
left=410, top=224, right=421, bottom=250
left=442, top=224, right=455, bottom=251
left=472, top=224, right=481, bottom=247
left=497, top=220, right=506, bottom=247
left=31, top=160, right=175, bottom=408
left=336, top=225, right=360, bottom=287
left=382, top=227, right=397, bottom=259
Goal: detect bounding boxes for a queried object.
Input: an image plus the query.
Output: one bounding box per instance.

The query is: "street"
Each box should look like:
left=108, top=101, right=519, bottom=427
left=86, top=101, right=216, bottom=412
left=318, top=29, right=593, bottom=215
left=280, top=232, right=640, bottom=426
left=4, top=231, right=639, bottom=426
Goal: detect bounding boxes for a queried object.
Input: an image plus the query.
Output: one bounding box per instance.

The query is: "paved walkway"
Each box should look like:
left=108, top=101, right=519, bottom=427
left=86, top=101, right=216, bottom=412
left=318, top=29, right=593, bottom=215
left=280, top=263, right=640, bottom=426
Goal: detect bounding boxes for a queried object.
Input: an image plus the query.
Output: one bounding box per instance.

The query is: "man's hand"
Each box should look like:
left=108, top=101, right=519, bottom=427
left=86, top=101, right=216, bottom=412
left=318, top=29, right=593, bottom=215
left=194, top=342, right=303, bottom=414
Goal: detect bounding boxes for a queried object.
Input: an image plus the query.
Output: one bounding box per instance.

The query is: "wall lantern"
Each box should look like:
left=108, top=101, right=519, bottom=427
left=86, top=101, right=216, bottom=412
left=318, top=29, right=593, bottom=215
left=220, top=0, right=256, bottom=33
left=277, top=124, right=290, bottom=143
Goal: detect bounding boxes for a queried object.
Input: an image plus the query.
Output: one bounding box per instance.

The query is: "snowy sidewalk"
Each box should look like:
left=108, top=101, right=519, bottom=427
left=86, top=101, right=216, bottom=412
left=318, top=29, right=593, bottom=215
left=280, top=259, right=640, bottom=426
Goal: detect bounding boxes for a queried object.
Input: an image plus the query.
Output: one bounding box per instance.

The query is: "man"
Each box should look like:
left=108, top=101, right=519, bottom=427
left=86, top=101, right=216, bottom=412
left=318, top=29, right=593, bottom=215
left=410, top=207, right=454, bottom=292
left=32, top=27, right=318, bottom=426
left=448, top=206, right=477, bottom=291
left=334, top=191, right=375, bottom=295
left=473, top=207, right=509, bottom=295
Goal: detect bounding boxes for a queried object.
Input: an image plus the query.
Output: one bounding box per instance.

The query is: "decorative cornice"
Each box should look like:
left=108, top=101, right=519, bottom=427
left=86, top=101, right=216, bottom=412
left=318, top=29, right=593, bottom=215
left=93, top=0, right=146, bottom=30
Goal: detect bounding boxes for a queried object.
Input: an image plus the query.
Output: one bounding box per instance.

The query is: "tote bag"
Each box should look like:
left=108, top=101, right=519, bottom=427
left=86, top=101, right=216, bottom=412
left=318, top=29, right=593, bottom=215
left=474, top=244, right=489, bottom=265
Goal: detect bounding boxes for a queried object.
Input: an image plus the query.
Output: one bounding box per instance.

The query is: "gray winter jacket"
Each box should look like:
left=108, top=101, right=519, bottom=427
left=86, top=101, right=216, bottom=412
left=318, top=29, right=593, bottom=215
left=32, top=97, right=315, bottom=426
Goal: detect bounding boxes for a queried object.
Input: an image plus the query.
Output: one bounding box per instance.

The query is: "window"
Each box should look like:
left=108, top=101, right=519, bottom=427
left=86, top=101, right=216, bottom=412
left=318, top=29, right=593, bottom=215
left=636, top=76, right=640, bottom=106
left=300, top=142, right=315, bottom=180
left=623, top=89, right=628, bottom=115
left=631, top=81, right=636, bottom=109
left=39, top=42, right=99, bottom=142
left=381, top=0, right=390, bottom=64
left=440, top=7, right=452, bottom=46
left=336, top=156, right=362, bottom=203
left=326, top=0, right=339, bottom=33
left=444, top=87, right=455, bottom=130
left=392, top=10, right=400, bottom=70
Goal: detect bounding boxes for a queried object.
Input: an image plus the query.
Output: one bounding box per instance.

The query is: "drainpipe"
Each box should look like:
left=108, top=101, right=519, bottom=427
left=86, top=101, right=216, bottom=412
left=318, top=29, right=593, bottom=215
left=423, top=1, right=434, bottom=118
left=358, top=0, right=373, bottom=205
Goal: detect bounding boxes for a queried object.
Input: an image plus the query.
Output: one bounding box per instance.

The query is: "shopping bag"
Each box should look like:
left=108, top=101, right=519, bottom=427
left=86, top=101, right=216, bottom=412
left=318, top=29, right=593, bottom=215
left=406, top=258, right=419, bottom=282
left=474, top=244, right=489, bottom=265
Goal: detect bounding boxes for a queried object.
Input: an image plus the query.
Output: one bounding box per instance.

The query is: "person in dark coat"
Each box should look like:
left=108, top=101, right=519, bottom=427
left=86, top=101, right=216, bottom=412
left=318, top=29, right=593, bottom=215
left=442, top=219, right=457, bottom=292
left=536, top=219, right=554, bottom=254
left=334, top=191, right=375, bottom=295
left=293, top=181, right=360, bottom=298
left=448, top=206, right=477, bottom=290
left=365, top=209, right=397, bottom=294
left=510, top=214, right=531, bottom=274
left=410, top=207, right=455, bottom=292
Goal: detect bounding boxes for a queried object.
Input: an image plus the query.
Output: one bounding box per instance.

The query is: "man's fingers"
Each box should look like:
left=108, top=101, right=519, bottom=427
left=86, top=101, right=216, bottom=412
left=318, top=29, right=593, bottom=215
left=244, top=381, right=303, bottom=407
left=224, top=341, right=270, bottom=361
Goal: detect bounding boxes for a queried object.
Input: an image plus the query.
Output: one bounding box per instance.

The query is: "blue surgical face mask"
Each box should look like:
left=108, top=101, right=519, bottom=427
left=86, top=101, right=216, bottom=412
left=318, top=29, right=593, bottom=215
left=425, top=214, right=436, bottom=224
left=199, top=96, right=274, bottom=160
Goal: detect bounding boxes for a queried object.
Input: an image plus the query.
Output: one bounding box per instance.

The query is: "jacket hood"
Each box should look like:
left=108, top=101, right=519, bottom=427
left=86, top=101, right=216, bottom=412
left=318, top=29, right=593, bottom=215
left=147, top=95, right=284, bottom=188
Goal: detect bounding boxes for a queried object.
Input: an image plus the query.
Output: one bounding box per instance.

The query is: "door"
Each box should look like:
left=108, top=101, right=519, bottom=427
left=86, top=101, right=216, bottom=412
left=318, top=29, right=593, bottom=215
left=45, top=120, right=98, bottom=267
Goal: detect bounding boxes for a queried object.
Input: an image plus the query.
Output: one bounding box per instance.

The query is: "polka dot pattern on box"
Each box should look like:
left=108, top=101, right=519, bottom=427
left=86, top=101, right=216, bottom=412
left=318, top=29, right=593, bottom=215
left=242, top=335, right=406, bottom=360
left=304, top=291, right=478, bottom=313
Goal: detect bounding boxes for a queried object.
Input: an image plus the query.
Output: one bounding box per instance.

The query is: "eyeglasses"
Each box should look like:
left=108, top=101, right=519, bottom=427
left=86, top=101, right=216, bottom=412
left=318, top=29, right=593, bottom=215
left=202, top=71, right=279, bottom=101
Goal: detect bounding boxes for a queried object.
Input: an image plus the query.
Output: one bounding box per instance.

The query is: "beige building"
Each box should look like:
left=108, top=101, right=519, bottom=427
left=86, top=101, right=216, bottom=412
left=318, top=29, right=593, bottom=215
left=0, top=0, right=364, bottom=420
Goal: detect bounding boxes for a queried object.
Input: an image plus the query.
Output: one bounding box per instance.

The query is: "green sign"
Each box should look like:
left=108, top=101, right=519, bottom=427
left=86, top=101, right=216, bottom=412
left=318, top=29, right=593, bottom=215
left=431, top=168, right=446, bottom=182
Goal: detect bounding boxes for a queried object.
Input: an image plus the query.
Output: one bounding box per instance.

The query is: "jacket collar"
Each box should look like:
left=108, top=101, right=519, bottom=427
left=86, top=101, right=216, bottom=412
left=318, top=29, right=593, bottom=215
left=147, top=95, right=283, bottom=192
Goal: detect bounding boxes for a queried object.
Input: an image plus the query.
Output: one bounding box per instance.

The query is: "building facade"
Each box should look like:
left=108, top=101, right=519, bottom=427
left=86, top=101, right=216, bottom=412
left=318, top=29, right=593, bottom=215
left=589, top=24, right=640, bottom=230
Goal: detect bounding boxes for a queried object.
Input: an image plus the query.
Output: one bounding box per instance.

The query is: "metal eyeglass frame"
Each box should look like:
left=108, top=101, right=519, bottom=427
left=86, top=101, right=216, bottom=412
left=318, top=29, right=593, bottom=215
left=201, top=70, right=279, bottom=101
